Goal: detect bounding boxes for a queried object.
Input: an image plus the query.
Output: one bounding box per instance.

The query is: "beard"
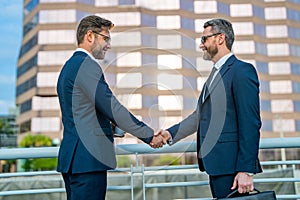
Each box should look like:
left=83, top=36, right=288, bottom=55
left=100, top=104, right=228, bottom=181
left=203, top=45, right=218, bottom=61
left=91, top=41, right=105, bottom=60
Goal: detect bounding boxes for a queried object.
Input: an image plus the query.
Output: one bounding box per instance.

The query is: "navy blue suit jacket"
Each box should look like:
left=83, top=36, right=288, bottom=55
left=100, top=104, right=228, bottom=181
left=57, top=51, right=153, bottom=174
left=168, top=55, right=262, bottom=176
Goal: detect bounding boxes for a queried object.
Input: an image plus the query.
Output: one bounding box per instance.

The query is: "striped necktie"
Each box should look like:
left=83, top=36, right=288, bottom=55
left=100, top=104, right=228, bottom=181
left=206, top=66, right=217, bottom=87
left=203, top=67, right=217, bottom=102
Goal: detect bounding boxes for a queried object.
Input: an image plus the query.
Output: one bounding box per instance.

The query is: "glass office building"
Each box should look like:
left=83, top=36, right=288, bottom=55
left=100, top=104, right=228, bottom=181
left=17, top=0, right=300, bottom=145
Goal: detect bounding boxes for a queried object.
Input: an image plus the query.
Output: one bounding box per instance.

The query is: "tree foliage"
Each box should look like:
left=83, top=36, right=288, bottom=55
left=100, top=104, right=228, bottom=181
left=20, top=134, right=52, bottom=147
left=152, top=155, right=181, bottom=166
left=0, top=118, right=14, bottom=135
left=19, top=134, right=57, bottom=171
left=117, top=155, right=134, bottom=168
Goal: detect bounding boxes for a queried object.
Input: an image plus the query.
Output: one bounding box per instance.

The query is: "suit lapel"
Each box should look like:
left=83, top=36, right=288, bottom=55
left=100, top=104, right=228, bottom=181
left=202, top=55, right=237, bottom=104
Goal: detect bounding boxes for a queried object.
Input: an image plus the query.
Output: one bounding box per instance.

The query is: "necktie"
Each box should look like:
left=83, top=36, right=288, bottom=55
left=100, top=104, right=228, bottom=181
left=203, top=67, right=217, bottom=102
left=206, top=66, right=217, bottom=87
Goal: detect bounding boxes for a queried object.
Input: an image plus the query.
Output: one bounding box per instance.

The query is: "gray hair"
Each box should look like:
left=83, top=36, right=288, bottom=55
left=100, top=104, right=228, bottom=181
left=204, top=18, right=234, bottom=50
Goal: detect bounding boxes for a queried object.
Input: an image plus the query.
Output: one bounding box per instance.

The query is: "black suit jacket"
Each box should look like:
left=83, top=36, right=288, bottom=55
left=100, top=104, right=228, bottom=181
left=168, top=55, right=262, bottom=176
left=57, top=51, right=154, bottom=173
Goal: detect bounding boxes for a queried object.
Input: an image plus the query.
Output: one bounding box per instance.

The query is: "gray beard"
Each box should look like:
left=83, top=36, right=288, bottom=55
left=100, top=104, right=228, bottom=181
left=203, top=47, right=218, bottom=61
left=203, top=52, right=212, bottom=61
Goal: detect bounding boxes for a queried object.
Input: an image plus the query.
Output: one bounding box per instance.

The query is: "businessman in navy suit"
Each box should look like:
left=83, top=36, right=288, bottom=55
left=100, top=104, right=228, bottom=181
left=56, top=15, right=164, bottom=200
left=158, top=19, right=262, bottom=198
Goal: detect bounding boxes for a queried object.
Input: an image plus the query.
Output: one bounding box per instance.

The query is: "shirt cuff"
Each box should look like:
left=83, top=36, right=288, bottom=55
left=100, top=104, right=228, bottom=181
left=244, top=172, right=255, bottom=177
left=167, top=136, right=173, bottom=145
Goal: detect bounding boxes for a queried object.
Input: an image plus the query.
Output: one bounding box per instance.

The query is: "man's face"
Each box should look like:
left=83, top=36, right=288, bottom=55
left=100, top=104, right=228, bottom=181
left=91, top=29, right=111, bottom=60
left=199, top=26, right=219, bottom=61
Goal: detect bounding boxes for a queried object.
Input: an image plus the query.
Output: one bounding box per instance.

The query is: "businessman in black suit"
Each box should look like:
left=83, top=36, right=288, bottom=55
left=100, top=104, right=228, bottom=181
left=56, top=15, right=164, bottom=200
left=158, top=18, right=262, bottom=198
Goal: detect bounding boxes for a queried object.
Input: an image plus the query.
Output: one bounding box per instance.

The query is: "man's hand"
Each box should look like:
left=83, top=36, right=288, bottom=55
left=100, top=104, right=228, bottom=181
left=149, top=130, right=171, bottom=148
left=155, top=130, right=171, bottom=144
left=231, top=172, right=254, bottom=193
left=149, top=134, right=164, bottom=148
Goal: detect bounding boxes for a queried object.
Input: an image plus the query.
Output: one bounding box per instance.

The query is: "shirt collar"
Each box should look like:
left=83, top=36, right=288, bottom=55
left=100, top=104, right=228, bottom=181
left=214, top=52, right=233, bottom=70
left=75, top=48, right=98, bottom=62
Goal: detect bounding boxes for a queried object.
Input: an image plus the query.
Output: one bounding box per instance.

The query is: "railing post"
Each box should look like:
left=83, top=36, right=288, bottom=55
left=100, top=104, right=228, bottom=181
left=292, top=164, right=299, bottom=196
left=142, top=164, right=146, bottom=200
left=130, top=164, right=134, bottom=200
left=135, top=152, right=139, bottom=167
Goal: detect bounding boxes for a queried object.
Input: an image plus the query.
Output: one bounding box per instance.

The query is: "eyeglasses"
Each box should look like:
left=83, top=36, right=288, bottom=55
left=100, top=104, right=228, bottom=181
left=201, top=32, right=221, bottom=44
left=92, top=31, right=111, bottom=43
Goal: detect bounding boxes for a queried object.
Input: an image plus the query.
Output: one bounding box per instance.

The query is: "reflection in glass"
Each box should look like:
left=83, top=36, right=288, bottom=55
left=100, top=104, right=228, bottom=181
left=116, top=73, right=142, bottom=88
left=158, top=95, right=183, bottom=110
left=157, top=74, right=183, bottom=90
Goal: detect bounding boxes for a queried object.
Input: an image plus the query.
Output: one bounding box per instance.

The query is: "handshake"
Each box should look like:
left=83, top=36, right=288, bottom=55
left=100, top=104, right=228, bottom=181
left=149, top=130, right=172, bottom=148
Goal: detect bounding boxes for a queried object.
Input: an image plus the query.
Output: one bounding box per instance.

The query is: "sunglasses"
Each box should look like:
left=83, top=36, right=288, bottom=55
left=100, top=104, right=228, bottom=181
left=92, top=31, right=111, bottom=43
left=201, top=32, right=221, bottom=44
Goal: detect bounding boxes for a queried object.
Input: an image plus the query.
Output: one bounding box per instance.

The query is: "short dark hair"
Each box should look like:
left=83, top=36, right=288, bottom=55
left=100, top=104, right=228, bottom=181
left=204, top=18, right=234, bottom=50
left=76, top=15, right=114, bottom=45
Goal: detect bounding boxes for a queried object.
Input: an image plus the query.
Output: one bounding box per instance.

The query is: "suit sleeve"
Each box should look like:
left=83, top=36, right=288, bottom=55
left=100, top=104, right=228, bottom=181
left=167, top=101, right=200, bottom=144
left=76, top=57, right=154, bottom=144
left=233, top=63, right=261, bottom=173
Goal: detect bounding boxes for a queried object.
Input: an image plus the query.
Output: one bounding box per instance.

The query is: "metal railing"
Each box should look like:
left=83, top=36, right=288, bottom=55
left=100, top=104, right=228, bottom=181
left=1, top=137, right=300, bottom=199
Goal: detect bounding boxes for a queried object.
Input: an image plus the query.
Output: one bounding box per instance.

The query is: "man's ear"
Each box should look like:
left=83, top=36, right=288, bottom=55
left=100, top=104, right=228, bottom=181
left=86, top=30, right=95, bottom=43
left=218, top=33, right=226, bottom=45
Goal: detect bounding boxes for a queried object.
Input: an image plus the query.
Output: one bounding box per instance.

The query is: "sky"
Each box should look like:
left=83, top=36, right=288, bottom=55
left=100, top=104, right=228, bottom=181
left=0, top=1, right=23, bottom=115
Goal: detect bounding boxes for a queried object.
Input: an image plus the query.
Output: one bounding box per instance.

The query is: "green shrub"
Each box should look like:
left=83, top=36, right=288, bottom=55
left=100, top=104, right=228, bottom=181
left=152, top=155, right=181, bottom=166
left=20, top=133, right=57, bottom=171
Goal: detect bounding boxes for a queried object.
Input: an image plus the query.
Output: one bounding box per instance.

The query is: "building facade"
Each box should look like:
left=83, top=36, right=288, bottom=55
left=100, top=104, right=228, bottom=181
left=0, top=113, right=18, bottom=147
left=17, top=0, right=300, bottom=146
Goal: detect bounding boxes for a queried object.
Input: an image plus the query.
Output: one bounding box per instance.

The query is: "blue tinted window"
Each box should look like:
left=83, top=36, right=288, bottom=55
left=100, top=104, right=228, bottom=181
left=217, top=2, right=230, bottom=15
left=181, top=17, right=194, bottom=30
left=260, top=100, right=271, bottom=112
left=16, top=76, right=36, bottom=96
left=253, top=5, right=264, bottom=19
left=119, top=0, right=135, bottom=5
left=142, top=34, right=156, bottom=48
left=293, top=101, right=300, bottom=112
left=20, top=99, right=32, bottom=113
left=17, top=55, right=38, bottom=77
left=19, top=34, right=38, bottom=58
left=261, top=119, right=272, bottom=131
left=288, top=26, right=300, bottom=39
left=24, top=0, right=39, bottom=17
left=182, top=33, right=195, bottom=50
left=76, top=11, right=92, bottom=22
left=182, top=56, right=196, bottom=70
left=141, top=13, right=156, bottom=26
left=20, top=120, right=31, bottom=133
left=260, top=80, right=269, bottom=93
left=256, top=61, right=268, bottom=73
left=180, top=0, right=194, bottom=12
left=290, top=45, right=300, bottom=57
left=142, top=54, right=156, bottom=64
left=23, top=13, right=39, bottom=36
left=295, top=120, right=300, bottom=131
left=291, top=63, right=300, bottom=75
left=78, top=0, right=94, bottom=4
left=287, top=8, right=300, bottom=21
left=255, top=43, right=267, bottom=55
left=293, top=82, right=300, bottom=93
left=254, top=23, right=265, bottom=37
